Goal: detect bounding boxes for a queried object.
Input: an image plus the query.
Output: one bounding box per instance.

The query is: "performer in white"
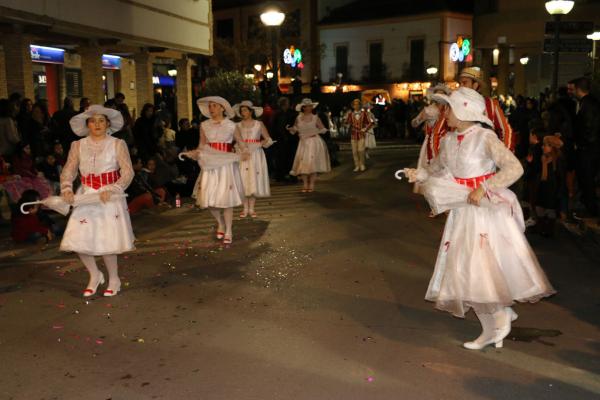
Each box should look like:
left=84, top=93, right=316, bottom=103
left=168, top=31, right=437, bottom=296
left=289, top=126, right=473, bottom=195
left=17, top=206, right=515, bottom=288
left=364, top=102, right=377, bottom=157
left=181, top=97, right=248, bottom=245
left=287, top=98, right=331, bottom=192
left=405, top=88, right=555, bottom=350
left=61, top=105, right=135, bottom=297
left=233, top=101, right=273, bottom=218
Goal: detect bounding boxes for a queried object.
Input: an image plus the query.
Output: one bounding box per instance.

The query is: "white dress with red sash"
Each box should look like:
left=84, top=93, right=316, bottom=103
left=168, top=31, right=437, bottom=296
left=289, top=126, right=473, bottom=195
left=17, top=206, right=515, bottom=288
left=237, top=120, right=270, bottom=197
left=419, top=125, right=555, bottom=317
left=195, top=119, right=244, bottom=208
left=59, top=136, right=135, bottom=255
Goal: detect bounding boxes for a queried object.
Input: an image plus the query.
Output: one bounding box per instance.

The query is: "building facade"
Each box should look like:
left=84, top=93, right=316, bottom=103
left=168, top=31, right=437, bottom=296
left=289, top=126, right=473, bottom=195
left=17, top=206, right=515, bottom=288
left=0, top=0, right=212, bottom=119
left=473, top=0, right=600, bottom=97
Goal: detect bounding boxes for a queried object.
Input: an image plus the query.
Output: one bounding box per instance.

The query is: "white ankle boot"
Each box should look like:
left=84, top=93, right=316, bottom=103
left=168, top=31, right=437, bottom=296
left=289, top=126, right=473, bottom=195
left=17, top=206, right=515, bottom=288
left=464, top=312, right=498, bottom=350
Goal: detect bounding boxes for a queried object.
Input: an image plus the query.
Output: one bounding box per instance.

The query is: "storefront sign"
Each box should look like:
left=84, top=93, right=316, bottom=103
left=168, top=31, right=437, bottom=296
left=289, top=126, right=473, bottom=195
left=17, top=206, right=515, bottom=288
left=30, top=45, right=65, bottom=64
left=449, top=37, right=472, bottom=63
left=152, top=76, right=175, bottom=86
left=102, top=54, right=122, bottom=70
left=283, top=46, right=304, bottom=69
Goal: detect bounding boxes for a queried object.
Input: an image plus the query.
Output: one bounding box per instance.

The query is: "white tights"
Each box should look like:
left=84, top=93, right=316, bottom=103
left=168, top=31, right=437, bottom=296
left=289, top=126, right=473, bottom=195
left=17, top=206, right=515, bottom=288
left=209, top=207, right=233, bottom=237
left=78, top=253, right=120, bottom=291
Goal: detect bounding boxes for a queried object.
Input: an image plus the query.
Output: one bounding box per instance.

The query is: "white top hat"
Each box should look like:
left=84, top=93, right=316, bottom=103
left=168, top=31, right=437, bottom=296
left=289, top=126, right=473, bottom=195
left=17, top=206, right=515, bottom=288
left=432, top=87, right=493, bottom=127
left=197, top=96, right=235, bottom=119
left=233, top=100, right=263, bottom=118
left=69, top=105, right=124, bottom=137
left=295, top=98, right=319, bottom=112
left=426, top=83, right=452, bottom=100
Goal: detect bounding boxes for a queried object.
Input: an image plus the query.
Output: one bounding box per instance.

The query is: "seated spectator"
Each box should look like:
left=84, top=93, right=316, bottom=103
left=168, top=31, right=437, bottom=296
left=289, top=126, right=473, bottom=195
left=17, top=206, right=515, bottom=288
left=176, top=118, right=199, bottom=151
left=11, top=189, right=61, bottom=244
left=52, top=141, right=66, bottom=168
left=159, top=120, right=177, bottom=152
left=127, top=156, right=163, bottom=214
left=146, top=156, right=175, bottom=203
left=5, top=143, right=52, bottom=200
left=38, top=153, right=61, bottom=194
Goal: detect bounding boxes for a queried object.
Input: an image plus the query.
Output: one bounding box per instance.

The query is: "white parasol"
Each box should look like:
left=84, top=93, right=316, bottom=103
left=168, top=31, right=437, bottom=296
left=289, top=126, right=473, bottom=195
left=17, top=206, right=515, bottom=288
left=20, top=193, right=128, bottom=215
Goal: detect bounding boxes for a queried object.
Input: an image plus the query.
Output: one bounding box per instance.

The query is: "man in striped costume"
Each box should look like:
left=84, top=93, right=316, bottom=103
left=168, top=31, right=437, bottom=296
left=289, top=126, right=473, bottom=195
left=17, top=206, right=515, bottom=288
left=345, top=99, right=373, bottom=172
left=431, top=67, right=514, bottom=157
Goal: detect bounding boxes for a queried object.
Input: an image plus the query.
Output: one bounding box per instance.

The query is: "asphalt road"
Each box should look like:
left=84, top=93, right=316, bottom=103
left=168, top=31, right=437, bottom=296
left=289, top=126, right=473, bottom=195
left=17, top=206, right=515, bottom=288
left=0, top=146, right=599, bottom=400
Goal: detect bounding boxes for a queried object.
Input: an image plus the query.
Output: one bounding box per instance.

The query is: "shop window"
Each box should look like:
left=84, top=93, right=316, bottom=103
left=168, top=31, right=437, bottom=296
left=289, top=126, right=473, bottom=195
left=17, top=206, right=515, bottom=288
left=216, top=18, right=234, bottom=39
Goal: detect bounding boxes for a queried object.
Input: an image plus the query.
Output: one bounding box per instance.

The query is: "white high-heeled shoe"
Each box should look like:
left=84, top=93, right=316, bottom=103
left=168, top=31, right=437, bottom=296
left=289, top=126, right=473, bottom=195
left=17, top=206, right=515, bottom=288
left=103, top=281, right=121, bottom=297
left=491, top=307, right=516, bottom=349
left=83, top=272, right=105, bottom=297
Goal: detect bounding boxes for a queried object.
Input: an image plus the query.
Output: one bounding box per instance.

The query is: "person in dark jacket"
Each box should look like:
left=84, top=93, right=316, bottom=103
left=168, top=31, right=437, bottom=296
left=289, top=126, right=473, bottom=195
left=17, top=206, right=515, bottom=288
left=134, top=103, right=161, bottom=161
left=573, top=77, right=600, bottom=218
left=271, top=97, right=298, bottom=182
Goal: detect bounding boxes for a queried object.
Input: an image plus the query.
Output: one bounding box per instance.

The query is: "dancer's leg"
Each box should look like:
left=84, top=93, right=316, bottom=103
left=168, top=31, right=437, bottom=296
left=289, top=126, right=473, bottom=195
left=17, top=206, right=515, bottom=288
left=301, top=175, right=309, bottom=191
left=240, top=198, right=249, bottom=217
left=351, top=139, right=359, bottom=171
left=223, top=207, right=233, bottom=242
left=79, top=253, right=104, bottom=296
left=209, top=207, right=225, bottom=235
left=358, top=138, right=366, bottom=171
left=248, top=197, right=256, bottom=216
left=308, top=173, right=317, bottom=191
left=102, top=254, right=121, bottom=295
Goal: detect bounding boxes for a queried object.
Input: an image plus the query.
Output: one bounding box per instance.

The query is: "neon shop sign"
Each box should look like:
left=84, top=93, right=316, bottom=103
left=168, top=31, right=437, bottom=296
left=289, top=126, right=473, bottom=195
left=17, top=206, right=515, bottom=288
left=449, top=36, right=472, bottom=63
left=283, top=46, right=304, bottom=69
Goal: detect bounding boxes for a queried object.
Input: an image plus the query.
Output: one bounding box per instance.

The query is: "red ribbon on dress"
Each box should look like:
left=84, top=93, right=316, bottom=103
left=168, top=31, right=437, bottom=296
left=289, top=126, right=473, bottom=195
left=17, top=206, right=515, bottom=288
left=454, top=172, right=495, bottom=190
left=208, top=142, right=233, bottom=152
left=242, top=139, right=261, bottom=143
left=81, top=170, right=120, bottom=190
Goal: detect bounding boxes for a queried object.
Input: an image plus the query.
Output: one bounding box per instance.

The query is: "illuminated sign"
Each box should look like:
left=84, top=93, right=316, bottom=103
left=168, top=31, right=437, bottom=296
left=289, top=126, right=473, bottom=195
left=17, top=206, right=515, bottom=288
left=153, top=76, right=175, bottom=86
left=449, top=36, right=472, bottom=63
left=30, top=45, right=65, bottom=64
left=37, top=75, right=47, bottom=84
left=283, top=46, right=304, bottom=69
left=102, top=54, right=122, bottom=70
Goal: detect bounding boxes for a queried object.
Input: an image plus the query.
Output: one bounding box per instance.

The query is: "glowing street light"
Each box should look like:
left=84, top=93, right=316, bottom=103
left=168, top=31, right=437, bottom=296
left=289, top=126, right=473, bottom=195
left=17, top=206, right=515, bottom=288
left=254, top=64, right=263, bottom=72
left=519, top=56, right=529, bottom=65
left=261, top=7, right=285, bottom=98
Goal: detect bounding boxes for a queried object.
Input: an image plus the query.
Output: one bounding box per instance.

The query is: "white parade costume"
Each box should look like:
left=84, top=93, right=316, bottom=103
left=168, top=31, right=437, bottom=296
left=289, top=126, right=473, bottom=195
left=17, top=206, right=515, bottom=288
left=237, top=120, right=270, bottom=198
left=290, top=114, right=331, bottom=176
left=419, top=125, right=555, bottom=317
left=60, top=136, right=135, bottom=255
left=195, top=119, right=245, bottom=209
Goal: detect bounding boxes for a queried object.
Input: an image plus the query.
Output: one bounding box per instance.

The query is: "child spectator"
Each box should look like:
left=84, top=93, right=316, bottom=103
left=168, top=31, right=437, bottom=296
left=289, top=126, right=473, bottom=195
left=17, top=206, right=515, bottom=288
left=523, top=128, right=544, bottom=228
left=38, top=154, right=61, bottom=194
left=536, top=135, right=565, bottom=236
left=6, top=143, right=52, bottom=199
left=11, top=190, right=60, bottom=244
left=127, top=156, right=162, bottom=214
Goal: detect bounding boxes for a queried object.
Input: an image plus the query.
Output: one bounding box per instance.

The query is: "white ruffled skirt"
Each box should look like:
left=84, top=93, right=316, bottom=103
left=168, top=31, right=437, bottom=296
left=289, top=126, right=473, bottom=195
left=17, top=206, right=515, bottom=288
left=193, top=147, right=244, bottom=209
left=422, top=177, right=555, bottom=317
left=240, top=147, right=270, bottom=197
left=60, top=186, right=135, bottom=255
left=290, top=135, right=331, bottom=176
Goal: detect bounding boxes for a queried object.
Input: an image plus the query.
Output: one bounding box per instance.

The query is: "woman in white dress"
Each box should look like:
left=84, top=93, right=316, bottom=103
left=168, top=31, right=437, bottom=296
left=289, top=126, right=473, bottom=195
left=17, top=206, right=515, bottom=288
left=406, top=87, right=555, bottom=350
left=61, top=105, right=135, bottom=297
left=233, top=101, right=273, bottom=218
left=287, top=98, right=331, bottom=192
left=182, top=97, right=248, bottom=245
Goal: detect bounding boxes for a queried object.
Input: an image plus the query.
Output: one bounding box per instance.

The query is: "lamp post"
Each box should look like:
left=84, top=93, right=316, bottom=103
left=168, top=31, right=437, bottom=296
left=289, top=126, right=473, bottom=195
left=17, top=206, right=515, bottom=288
left=260, top=7, right=285, bottom=99
left=587, top=31, right=600, bottom=80
left=545, top=0, right=575, bottom=100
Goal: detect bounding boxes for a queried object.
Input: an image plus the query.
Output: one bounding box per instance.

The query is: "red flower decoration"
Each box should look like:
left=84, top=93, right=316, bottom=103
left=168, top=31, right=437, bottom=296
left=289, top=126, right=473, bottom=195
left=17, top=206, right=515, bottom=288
left=79, top=219, right=88, bottom=224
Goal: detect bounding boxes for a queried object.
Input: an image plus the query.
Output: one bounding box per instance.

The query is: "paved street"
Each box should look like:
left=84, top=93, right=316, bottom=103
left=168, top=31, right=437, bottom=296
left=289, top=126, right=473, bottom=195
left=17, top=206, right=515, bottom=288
left=1, top=146, right=599, bottom=400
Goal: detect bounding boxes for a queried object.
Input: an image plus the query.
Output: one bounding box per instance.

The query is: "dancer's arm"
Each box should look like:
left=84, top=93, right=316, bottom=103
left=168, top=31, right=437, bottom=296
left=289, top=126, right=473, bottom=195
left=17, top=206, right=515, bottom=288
left=110, top=140, right=134, bottom=192
left=315, top=117, right=328, bottom=135
left=233, top=125, right=250, bottom=160
left=286, top=117, right=298, bottom=134
left=483, top=131, right=523, bottom=190
left=259, top=121, right=274, bottom=147
left=60, top=140, right=80, bottom=203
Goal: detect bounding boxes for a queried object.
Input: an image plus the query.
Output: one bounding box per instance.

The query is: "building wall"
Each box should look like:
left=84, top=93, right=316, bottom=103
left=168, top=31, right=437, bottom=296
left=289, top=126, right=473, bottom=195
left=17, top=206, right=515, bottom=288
left=473, top=0, right=600, bottom=96
left=0, top=48, right=7, bottom=98
left=319, top=17, right=442, bottom=82
left=0, top=0, right=212, bottom=54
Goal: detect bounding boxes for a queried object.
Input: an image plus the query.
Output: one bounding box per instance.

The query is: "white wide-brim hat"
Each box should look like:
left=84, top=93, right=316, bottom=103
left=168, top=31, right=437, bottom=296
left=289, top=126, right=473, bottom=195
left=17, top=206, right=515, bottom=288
left=69, top=105, right=124, bottom=137
left=426, top=83, right=452, bottom=100
left=233, top=100, right=263, bottom=118
left=197, top=96, right=235, bottom=119
left=432, top=87, right=493, bottom=127
left=295, top=98, right=319, bottom=112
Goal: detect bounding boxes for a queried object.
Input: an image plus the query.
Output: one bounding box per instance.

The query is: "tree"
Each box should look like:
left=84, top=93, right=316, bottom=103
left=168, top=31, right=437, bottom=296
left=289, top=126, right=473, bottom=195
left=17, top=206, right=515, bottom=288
left=200, top=70, right=261, bottom=105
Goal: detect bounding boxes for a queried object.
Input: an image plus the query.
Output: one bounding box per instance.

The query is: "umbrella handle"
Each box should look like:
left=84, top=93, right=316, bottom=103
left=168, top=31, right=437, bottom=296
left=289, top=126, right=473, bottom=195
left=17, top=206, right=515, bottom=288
left=395, top=169, right=408, bottom=181
left=178, top=152, right=187, bottom=161
left=20, top=201, right=44, bottom=214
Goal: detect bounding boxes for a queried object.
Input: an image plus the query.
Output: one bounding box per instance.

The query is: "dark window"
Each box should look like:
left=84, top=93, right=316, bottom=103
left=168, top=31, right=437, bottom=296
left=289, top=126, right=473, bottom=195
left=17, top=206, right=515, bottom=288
left=65, top=68, right=82, bottom=97
left=335, top=45, right=348, bottom=78
left=369, top=42, right=383, bottom=80
left=409, top=39, right=425, bottom=81
left=474, top=0, right=498, bottom=15
left=216, top=18, right=234, bottom=39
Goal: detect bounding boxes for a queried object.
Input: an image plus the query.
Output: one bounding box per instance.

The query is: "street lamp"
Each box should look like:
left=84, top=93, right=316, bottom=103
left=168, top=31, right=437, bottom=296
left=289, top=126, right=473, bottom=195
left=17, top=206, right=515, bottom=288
left=588, top=31, right=600, bottom=79
left=546, top=0, right=575, bottom=99
left=261, top=7, right=285, bottom=99
left=519, top=56, right=529, bottom=65
left=426, top=65, right=438, bottom=81
left=254, top=64, right=263, bottom=73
